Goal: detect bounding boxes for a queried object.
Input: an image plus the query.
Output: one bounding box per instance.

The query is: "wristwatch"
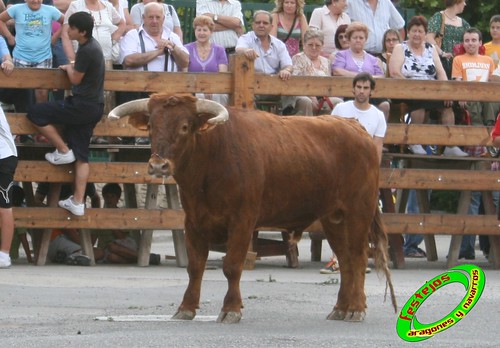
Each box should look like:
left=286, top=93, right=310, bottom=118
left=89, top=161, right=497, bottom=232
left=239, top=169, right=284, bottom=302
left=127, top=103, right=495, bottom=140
left=214, top=14, right=218, bottom=23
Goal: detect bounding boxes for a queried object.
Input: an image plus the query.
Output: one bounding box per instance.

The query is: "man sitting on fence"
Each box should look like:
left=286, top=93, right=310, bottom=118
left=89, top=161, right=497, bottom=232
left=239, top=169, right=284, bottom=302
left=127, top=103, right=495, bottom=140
left=26, top=12, right=105, bottom=216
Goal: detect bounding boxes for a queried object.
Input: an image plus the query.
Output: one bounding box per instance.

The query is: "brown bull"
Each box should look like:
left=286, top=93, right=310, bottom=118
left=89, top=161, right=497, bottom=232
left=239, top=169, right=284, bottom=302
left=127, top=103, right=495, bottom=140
left=109, top=93, right=397, bottom=323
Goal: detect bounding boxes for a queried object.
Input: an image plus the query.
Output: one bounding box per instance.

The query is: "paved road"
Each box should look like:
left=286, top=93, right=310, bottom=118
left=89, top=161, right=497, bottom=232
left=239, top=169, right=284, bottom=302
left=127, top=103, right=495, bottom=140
left=0, top=234, right=498, bottom=347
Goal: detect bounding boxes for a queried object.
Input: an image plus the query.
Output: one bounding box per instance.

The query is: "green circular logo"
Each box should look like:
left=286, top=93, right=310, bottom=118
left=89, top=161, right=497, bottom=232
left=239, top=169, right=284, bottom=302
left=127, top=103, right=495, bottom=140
left=396, top=264, right=485, bottom=342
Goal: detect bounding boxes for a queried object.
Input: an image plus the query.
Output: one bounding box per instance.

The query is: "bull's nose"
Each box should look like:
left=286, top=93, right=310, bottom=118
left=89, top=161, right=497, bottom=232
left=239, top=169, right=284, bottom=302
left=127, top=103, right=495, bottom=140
left=148, top=161, right=170, bottom=177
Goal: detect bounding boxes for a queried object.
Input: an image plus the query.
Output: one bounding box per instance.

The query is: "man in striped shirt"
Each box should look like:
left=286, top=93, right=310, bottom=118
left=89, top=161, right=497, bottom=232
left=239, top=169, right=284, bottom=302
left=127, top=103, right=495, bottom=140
left=196, top=0, right=245, bottom=56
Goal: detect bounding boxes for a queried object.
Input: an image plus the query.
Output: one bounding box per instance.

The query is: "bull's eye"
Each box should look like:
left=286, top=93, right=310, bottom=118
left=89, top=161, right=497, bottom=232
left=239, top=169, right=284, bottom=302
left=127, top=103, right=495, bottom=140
left=179, top=123, right=189, bottom=134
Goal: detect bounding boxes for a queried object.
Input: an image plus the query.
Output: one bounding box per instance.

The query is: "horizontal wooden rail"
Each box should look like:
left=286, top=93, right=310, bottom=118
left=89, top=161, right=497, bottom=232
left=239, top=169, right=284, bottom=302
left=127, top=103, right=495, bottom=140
left=5, top=115, right=498, bottom=147
left=13, top=161, right=498, bottom=191
left=15, top=161, right=174, bottom=184
left=2, top=66, right=500, bottom=102
left=13, top=207, right=500, bottom=235
left=14, top=207, right=185, bottom=230
left=383, top=124, right=495, bottom=146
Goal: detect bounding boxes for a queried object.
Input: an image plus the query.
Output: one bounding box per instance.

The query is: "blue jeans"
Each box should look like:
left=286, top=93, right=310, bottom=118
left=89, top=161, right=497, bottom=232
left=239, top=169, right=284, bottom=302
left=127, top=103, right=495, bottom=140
left=403, top=190, right=424, bottom=255
left=460, top=191, right=481, bottom=256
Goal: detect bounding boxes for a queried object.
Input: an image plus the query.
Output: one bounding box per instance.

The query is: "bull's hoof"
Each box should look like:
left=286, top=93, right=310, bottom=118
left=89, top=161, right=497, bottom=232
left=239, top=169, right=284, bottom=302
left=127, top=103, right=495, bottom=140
left=172, top=310, right=196, bottom=320
left=326, top=309, right=346, bottom=320
left=344, top=311, right=366, bottom=322
left=216, top=311, right=242, bottom=324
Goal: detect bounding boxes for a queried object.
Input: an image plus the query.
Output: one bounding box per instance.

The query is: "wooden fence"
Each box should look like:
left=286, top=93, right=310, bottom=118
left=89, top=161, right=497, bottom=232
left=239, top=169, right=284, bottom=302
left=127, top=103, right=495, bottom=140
left=2, top=54, right=500, bottom=269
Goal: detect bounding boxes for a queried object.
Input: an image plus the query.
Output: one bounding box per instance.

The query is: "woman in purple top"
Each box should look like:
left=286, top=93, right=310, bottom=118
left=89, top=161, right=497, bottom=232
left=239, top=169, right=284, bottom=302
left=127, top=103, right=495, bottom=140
left=332, top=22, right=389, bottom=120
left=185, top=15, right=228, bottom=105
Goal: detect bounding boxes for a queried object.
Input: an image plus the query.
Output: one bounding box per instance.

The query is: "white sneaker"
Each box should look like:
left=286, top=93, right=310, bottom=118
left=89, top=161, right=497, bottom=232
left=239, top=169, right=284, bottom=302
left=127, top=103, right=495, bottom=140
left=58, top=196, right=85, bottom=216
left=45, top=149, right=76, bottom=165
left=0, top=252, right=11, bottom=269
left=443, top=146, right=469, bottom=157
left=408, top=144, right=426, bottom=155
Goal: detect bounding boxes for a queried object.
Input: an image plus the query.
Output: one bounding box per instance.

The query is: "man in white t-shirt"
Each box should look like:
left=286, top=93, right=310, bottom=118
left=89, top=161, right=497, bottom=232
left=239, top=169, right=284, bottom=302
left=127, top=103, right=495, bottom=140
left=331, top=72, right=387, bottom=163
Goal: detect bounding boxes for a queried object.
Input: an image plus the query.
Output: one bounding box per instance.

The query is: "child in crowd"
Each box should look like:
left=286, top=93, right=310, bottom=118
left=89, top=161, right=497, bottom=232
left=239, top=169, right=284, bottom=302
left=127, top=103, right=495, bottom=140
left=94, top=183, right=160, bottom=265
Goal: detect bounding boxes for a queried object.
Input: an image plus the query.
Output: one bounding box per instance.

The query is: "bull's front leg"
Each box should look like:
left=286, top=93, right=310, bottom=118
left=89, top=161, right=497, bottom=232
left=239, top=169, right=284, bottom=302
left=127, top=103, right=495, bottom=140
left=217, top=225, right=254, bottom=324
left=172, top=227, right=209, bottom=321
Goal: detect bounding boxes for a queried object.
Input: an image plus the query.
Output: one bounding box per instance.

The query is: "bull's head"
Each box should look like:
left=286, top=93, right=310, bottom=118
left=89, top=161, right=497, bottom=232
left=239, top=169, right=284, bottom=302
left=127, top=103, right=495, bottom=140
left=108, top=94, right=229, bottom=177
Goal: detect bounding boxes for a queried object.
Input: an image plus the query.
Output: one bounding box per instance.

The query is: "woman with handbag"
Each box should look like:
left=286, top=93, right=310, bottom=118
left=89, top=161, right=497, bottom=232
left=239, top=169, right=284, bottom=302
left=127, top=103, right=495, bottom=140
left=270, top=0, right=308, bottom=58
left=426, top=0, right=470, bottom=78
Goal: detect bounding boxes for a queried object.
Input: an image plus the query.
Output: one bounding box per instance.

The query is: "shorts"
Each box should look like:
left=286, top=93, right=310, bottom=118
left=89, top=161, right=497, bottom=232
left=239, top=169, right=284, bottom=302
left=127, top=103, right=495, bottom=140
left=0, top=156, right=18, bottom=208
left=27, top=96, right=104, bottom=162
left=13, top=57, right=52, bottom=69
left=396, top=99, right=447, bottom=113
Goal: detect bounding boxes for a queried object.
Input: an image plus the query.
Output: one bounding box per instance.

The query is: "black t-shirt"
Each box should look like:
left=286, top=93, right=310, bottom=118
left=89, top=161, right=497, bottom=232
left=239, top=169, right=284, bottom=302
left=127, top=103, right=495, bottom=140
left=73, top=37, right=105, bottom=103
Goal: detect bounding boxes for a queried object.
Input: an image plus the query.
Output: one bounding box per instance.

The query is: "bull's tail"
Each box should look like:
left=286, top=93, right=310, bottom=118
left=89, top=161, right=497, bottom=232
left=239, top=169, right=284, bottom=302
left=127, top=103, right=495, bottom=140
left=369, top=208, right=398, bottom=313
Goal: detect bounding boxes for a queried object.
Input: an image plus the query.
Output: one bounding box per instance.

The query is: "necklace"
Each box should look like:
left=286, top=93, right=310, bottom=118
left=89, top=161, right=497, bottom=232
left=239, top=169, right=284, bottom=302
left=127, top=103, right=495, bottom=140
left=443, top=11, right=458, bottom=21
left=88, top=8, right=102, bottom=26
left=196, top=44, right=212, bottom=61
left=350, top=50, right=365, bottom=72
left=195, top=44, right=213, bottom=72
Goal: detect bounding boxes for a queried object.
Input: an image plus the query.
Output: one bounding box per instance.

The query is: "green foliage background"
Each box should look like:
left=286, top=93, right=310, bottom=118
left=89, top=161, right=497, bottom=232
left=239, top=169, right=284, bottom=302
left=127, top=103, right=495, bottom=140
left=401, top=0, right=499, bottom=41
left=239, top=1, right=500, bottom=41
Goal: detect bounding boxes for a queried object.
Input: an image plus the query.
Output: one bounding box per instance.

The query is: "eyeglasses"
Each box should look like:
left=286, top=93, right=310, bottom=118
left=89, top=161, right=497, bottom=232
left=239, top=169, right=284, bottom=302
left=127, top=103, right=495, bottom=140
left=254, top=21, right=270, bottom=25
left=385, top=38, right=400, bottom=42
left=338, top=34, right=347, bottom=40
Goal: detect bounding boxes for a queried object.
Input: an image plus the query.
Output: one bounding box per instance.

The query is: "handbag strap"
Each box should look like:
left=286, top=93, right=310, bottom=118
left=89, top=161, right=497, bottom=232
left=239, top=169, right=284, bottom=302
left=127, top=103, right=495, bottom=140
left=282, top=15, right=298, bottom=43
left=439, top=12, right=446, bottom=42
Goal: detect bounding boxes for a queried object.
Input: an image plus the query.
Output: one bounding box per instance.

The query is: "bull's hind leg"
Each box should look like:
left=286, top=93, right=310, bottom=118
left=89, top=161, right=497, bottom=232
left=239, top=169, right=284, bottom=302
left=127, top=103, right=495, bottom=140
left=321, top=212, right=370, bottom=322
left=172, top=226, right=209, bottom=321
left=217, top=225, right=255, bottom=324
left=321, top=215, right=350, bottom=320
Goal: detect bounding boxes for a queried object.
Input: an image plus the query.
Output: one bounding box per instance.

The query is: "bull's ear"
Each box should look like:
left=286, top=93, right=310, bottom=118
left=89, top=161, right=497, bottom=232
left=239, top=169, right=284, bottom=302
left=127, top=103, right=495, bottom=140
left=196, top=113, right=217, bottom=133
left=128, top=113, right=150, bottom=131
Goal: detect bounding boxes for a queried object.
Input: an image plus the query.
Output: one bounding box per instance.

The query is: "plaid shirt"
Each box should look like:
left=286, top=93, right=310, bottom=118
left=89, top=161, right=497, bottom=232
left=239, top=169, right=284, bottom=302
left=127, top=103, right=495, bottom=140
left=464, top=146, right=486, bottom=157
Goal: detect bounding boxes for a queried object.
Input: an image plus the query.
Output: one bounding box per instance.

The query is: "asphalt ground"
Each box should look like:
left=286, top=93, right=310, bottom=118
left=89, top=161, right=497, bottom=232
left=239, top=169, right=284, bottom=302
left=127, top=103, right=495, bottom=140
left=0, top=233, right=498, bottom=348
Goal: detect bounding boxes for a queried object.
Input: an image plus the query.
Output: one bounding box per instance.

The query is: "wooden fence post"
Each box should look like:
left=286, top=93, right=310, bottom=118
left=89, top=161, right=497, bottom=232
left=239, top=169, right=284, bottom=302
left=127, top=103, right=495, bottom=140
left=230, top=54, right=255, bottom=109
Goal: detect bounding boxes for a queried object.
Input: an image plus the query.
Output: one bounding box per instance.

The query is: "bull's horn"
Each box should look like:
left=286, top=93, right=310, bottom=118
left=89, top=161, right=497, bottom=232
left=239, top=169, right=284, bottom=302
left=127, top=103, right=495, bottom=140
left=196, top=99, right=229, bottom=124
left=108, top=98, right=150, bottom=120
